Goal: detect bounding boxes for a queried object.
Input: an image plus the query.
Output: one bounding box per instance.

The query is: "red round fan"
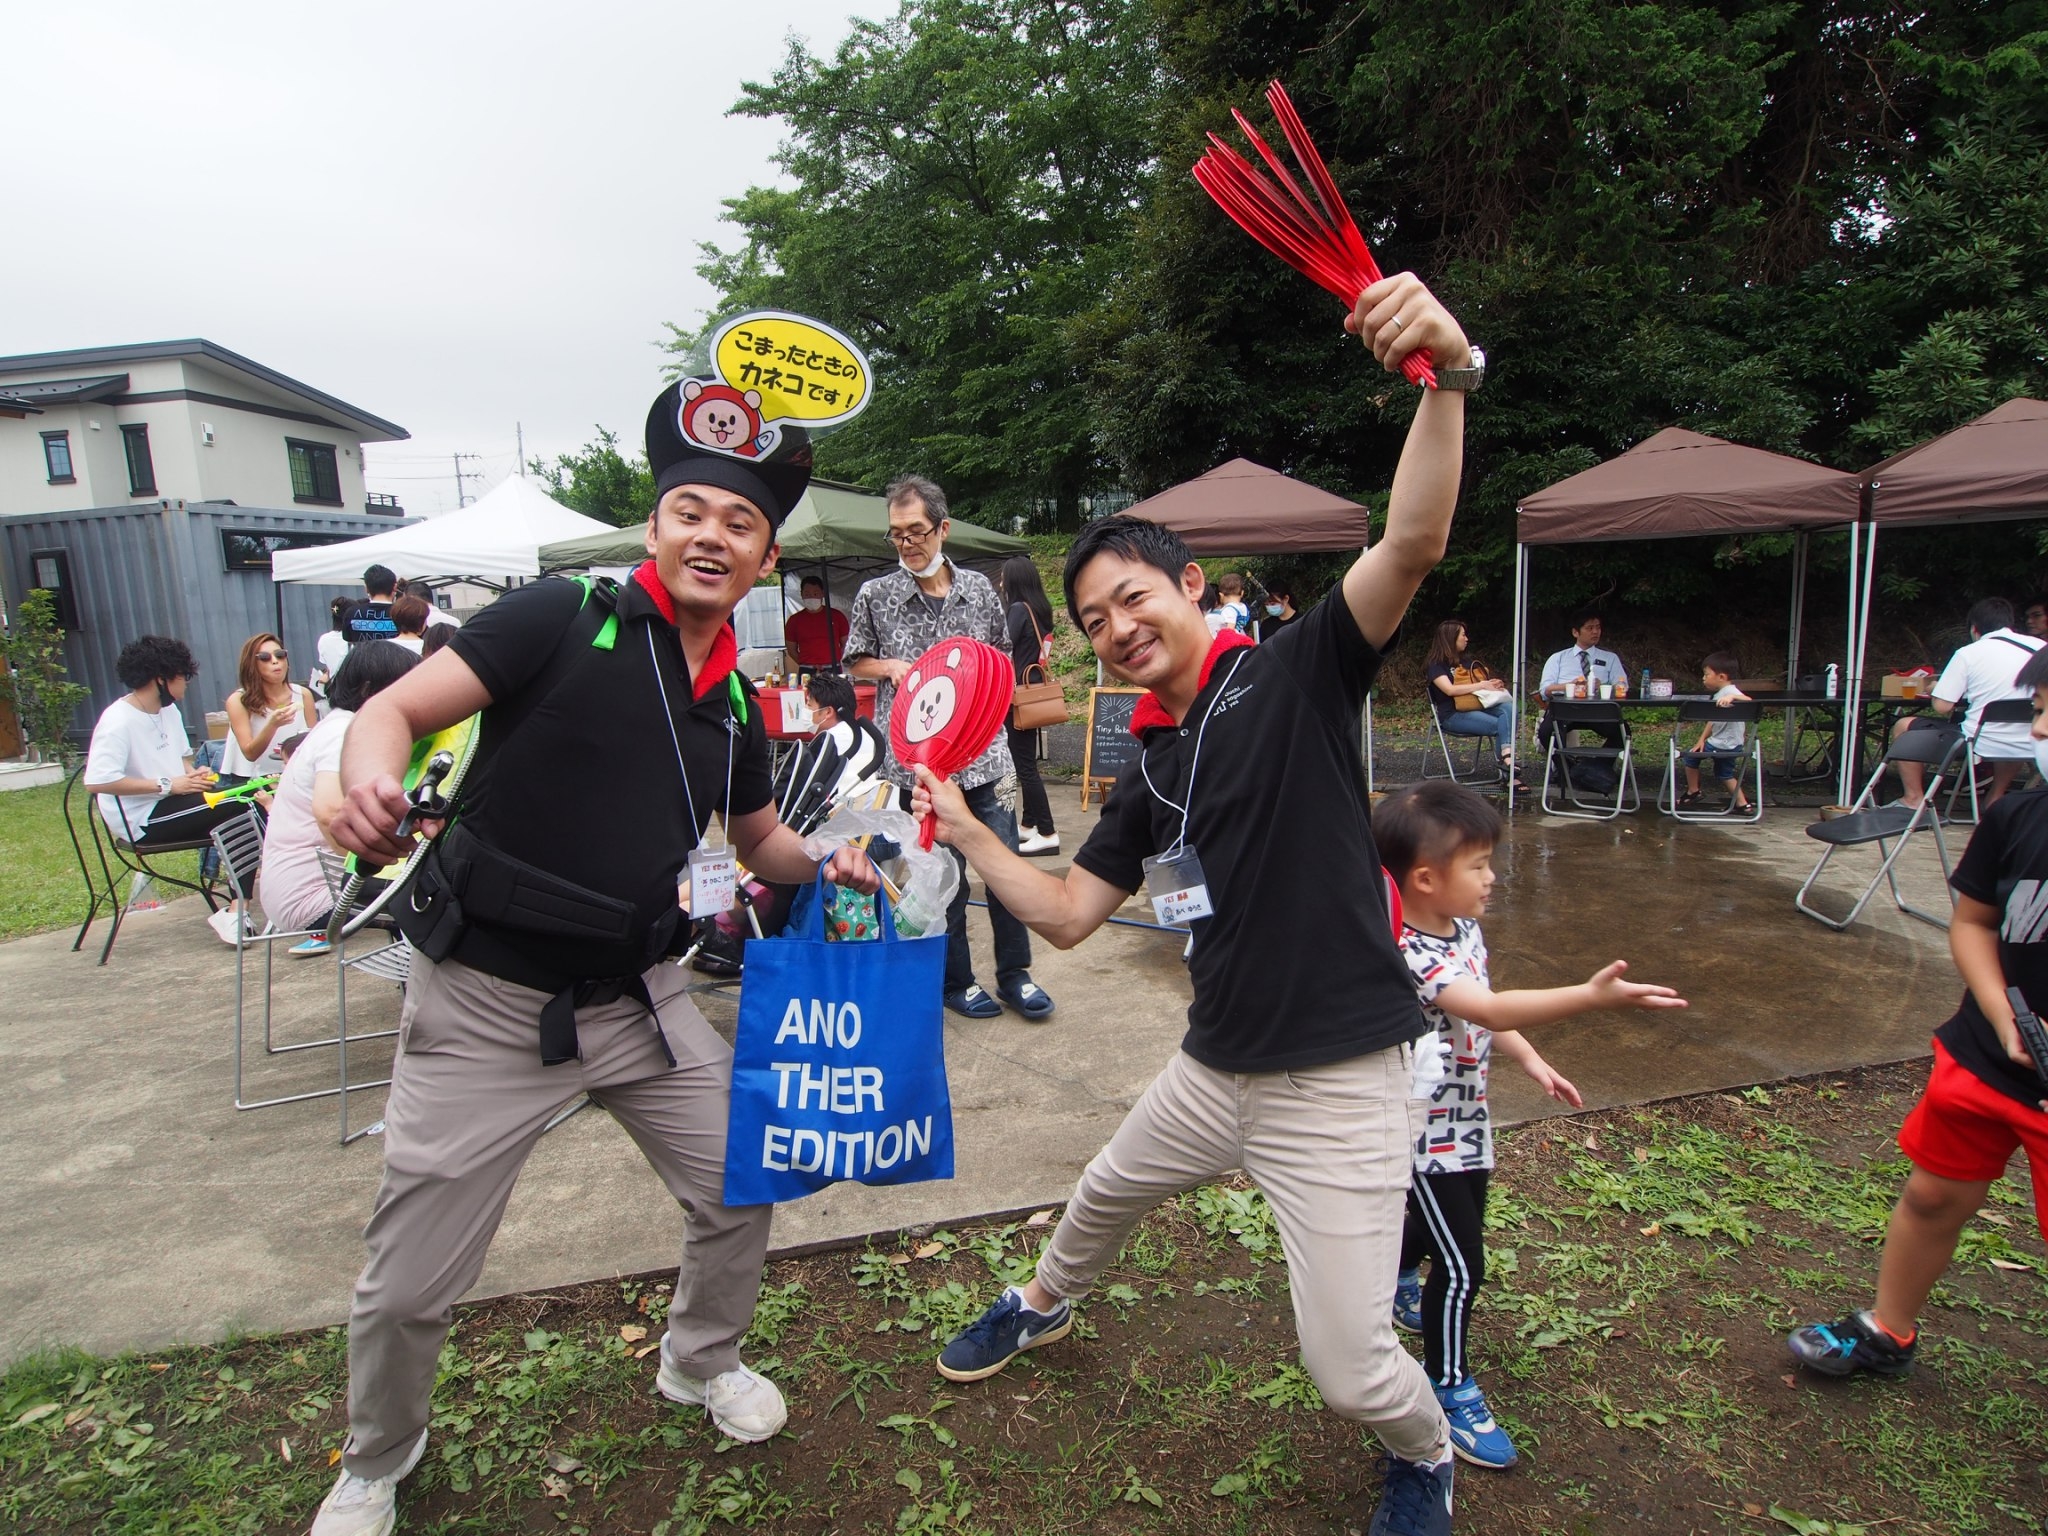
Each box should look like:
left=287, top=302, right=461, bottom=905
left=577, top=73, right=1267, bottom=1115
left=1382, top=866, right=1404, bottom=939
left=890, top=637, right=1016, bottom=848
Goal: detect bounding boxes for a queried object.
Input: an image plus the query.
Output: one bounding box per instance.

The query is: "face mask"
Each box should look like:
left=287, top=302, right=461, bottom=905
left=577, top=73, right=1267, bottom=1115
left=901, top=549, right=945, bottom=579
left=2035, top=736, right=2048, bottom=782
left=801, top=597, right=824, bottom=612
left=155, top=680, right=177, bottom=708
left=1265, top=603, right=1283, bottom=617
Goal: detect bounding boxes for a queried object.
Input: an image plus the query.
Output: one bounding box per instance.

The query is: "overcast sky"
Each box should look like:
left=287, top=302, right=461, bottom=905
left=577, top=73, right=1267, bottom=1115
left=1, top=1, right=882, bottom=515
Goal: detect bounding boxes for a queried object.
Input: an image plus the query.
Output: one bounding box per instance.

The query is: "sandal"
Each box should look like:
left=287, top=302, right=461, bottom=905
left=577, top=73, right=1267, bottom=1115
left=1676, top=791, right=1703, bottom=810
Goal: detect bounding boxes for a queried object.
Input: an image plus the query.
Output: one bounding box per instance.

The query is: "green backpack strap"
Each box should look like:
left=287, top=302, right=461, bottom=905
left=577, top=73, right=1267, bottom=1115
left=569, top=574, right=620, bottom=652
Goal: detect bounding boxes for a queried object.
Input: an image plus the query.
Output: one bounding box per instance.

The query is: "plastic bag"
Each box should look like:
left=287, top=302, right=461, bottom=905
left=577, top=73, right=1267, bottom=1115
left=800, top=803, right=961, bottom=939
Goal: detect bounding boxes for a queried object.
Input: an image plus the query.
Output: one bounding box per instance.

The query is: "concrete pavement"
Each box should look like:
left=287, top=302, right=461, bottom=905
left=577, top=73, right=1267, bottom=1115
left=0, top=792, right=1967, bottom=1364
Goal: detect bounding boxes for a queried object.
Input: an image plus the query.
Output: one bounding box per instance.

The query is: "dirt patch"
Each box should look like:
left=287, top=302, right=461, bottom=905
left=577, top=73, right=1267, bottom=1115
left=3, top=1061, right=2042, bottom=1535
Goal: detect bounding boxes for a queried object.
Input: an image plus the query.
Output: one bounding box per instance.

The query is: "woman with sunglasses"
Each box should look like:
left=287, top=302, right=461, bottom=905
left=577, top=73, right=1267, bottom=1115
left=222, top=631, right=316, bottom=779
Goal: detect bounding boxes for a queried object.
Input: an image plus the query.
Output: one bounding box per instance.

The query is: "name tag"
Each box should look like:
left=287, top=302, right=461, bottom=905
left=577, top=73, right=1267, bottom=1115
left=1143, top=846, right=1213, bottom=927
left=688, top=843, right=738, bottom=915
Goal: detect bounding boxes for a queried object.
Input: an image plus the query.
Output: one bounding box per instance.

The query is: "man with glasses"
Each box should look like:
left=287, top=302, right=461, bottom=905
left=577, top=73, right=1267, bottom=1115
left=845, top=476, right=1055, bottom=1022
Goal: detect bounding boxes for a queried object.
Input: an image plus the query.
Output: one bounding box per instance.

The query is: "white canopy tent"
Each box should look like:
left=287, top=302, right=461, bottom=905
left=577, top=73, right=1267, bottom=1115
left=270, top=476, right=615, bottom=585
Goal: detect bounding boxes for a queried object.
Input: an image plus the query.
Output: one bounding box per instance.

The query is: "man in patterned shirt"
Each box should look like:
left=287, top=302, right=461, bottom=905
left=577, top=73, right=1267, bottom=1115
left=845, top=475, right=1054, bottom=1021
left=1374, top=782, right=1684, bottom=1471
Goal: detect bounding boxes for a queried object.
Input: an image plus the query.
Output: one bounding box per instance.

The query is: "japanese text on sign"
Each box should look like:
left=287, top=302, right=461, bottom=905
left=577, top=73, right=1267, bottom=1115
left=712, top=311, right=871, bottom=429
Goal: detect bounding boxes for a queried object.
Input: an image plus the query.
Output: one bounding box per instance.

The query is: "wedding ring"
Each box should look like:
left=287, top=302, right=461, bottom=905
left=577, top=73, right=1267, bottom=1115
left=1386, top=314, right=1406, bottom=335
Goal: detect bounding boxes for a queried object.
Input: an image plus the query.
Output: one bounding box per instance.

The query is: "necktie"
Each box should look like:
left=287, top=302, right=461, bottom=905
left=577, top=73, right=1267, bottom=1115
left=1577, top=649, right=1590, bottom=678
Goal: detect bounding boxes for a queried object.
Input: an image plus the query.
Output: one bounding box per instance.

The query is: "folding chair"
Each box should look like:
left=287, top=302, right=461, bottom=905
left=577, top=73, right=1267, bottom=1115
left=1795, top=723, right=1965, bottom=931
left=1539, top=702, right=1637, bottom=820
left=1657, top=700, right=1763, bottom=823
left=207, top=815, right=402, bottom=1144
left=1423, top=708, right=1498, bottom=785
left=1941, top=698, right=2036, bottom=826
left=64, top=764, right=221, bottom=965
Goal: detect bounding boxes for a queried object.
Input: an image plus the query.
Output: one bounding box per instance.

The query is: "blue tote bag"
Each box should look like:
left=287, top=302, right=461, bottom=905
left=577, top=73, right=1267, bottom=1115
left=723, top=870, right=953, bottom=1205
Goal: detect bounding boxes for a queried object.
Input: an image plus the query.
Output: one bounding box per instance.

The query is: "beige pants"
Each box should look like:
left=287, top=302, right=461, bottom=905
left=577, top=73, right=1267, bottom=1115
left=341, top=954, right=772, bottom=1478
left=1037, top=1043, right=1449, bottom=1464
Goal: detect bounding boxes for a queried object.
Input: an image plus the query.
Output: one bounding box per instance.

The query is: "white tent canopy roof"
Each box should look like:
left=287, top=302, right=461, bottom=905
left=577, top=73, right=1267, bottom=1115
left=270, top=476, right=616, bottom=583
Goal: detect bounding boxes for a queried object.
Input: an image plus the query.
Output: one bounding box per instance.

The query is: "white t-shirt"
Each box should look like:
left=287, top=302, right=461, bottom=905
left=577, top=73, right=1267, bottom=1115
left=221, top=687, right=313, bottom=776
left=257, top=709, right=352, bottom=932
left=85, top=697, right=191, bottom=839
left=1704, top=682, right=1747, bottom=750
left=424, top=606, right=459, bottom=628
left=1401, top=917, right=1497, bottom=1174
left=389, top=634, right=426, bottom=655
left=1933, top=628, right=2043, bottom=759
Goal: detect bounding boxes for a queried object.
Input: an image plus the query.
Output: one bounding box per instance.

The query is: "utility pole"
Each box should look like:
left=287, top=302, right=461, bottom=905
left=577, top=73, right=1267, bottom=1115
left=452, top=452, right=482, bottom=509
left=516, top=422, right=526, bottom=477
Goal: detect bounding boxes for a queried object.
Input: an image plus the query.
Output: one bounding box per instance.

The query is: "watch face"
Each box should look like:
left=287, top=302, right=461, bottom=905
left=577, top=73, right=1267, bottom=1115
left=1469, top=346, right=1486, bottom=369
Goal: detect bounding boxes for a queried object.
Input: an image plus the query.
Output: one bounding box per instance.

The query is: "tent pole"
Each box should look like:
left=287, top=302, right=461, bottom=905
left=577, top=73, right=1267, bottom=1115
left=1837, top=520, right=1858, bottom=805
left=1851, top=521, right=1879, bottom=802
left=1363, top=693, right=1375, bottom=796
left=1510, top=539, right=1528, bottom=814
left=1785, top=530, right=1808, bottom=774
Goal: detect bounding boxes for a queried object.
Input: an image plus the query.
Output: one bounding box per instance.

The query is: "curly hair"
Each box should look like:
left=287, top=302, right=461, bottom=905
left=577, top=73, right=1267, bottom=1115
left=115, top=635, right=198, bottom=691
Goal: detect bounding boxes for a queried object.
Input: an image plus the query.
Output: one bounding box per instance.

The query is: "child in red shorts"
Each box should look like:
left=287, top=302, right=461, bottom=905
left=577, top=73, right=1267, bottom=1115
left=1787, top=649, right=2048, bottom=1378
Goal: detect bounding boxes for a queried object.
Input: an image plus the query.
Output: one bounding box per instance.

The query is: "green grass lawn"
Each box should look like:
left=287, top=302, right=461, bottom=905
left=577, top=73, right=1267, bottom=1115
left=0, top=781, right=203, bottom=943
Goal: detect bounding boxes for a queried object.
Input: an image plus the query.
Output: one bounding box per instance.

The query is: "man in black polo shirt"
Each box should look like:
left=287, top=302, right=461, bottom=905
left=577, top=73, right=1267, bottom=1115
left=912, top=273, right=1476, bottom=1536
left=313, top=381, right=878, bottom=1536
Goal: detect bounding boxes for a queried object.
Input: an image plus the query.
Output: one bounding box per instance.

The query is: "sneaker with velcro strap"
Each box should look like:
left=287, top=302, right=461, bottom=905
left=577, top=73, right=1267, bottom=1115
left=655, top=1336, right=788, bottom=1441
left=1393, top=1270, right=1423, bottom=1334
left=1786, top=1309, right=1917, bottom=1378
left=1436, top=1377, right=1517, bottom=1468
left=936, top=1285, right=1072, bottom=1382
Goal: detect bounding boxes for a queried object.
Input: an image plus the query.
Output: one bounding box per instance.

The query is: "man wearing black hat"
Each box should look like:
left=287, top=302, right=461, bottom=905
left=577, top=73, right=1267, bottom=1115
left=309, top=381, right=879, bottom=1536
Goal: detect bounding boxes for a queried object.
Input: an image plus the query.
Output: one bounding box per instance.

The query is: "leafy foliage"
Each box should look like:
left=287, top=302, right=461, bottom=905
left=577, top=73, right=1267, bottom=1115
left=530, top=427, right=657, bottom=529
left=0, top=589, right=88, bottom=760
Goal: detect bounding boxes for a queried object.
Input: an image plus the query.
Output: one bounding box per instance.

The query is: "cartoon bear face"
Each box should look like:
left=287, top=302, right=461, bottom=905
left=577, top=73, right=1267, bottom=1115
left=678, top=380, right=764, bottom=458
left=901, top=668, right=958, bottom=745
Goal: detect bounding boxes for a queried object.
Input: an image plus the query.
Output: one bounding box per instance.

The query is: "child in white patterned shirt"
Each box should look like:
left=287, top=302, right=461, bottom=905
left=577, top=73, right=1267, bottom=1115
left=1373, top=782, right=1687, bottom=1470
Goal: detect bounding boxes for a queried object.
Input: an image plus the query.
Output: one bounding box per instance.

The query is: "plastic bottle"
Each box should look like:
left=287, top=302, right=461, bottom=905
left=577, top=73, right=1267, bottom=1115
left=1640, top=667, right=1652, bottom=696
left=1825, top=663, right=1839, bottom=699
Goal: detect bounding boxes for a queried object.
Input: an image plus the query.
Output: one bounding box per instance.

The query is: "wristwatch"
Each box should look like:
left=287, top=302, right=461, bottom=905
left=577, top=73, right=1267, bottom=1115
left=156, top=775, right=172, bottom=796
left=1433, top=346, right=1486, bottom=393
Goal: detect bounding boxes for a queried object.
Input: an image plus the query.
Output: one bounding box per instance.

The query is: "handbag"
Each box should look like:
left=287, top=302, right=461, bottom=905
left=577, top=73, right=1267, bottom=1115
left=1011, top=608, right=1071, bottom=730
left=1451, top=664, right=1486, bottom=712
left=723, top=868, right=953, bottom=1205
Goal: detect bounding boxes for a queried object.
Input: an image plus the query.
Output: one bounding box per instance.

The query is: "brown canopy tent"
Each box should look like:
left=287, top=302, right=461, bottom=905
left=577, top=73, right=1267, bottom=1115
left=1512, top=427, right=1865, bottom=801
left=1120, top=457, right=1375, bottom=554
left=1845, top=397, right=2048, bottom=737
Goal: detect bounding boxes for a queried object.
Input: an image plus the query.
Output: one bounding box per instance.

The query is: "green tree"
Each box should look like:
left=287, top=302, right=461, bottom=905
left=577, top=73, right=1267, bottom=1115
left=0, top=590, right=88, bottom=762
left=532, top=428, right=657, bottom=528
left=682, top=0, right=1163, bottom=529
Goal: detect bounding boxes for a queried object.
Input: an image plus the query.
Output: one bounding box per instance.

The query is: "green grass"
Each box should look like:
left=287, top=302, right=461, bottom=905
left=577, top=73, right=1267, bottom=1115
left=0, top=781, right=204, bottom=942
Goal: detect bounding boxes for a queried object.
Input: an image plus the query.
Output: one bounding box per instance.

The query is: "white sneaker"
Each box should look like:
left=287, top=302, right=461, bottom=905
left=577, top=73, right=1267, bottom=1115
left=309, top=1429, right=427, bottom=1536
left=207, top=907, right=254, bottom=945
left=1016, top=828, right=1060, bottom=855
left=656, top=1336, right=787, bottom=1442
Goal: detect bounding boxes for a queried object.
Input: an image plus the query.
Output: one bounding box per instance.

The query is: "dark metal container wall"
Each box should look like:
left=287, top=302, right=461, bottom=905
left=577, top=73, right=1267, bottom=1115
left=0, top=500, right=401, bottom=742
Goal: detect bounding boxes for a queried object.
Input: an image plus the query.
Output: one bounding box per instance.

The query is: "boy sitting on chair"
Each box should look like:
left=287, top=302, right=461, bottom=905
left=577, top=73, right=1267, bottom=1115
left=1678, top=652, right=1752, bottom=813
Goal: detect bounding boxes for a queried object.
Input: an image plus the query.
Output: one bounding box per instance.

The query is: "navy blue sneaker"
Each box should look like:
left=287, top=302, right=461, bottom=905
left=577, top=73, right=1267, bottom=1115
left=1393, top=1270, right=1423, bottom=1333
left=944, top=984, right=1002, bottom=1020
left=1787, top=1310, right=1916, bottom=1378
left=1369, top=1452, right=1454, bottom=1536
left=1436, top=1377, right=1517, bottom=1468
left=935, top=1286, right=1072, bottom=1382
left=996, top=973, right=1055, bottom=1020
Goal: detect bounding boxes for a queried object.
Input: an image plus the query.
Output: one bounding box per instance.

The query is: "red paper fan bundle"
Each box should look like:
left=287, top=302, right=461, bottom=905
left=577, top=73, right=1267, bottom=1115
left=1191, top=81, right=1436, bottom=390
left=889, top=637, right=1016, bottom=849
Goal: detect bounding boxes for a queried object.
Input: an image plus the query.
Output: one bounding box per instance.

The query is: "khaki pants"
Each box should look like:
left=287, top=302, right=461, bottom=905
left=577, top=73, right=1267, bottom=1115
left=341, top=955, right=772, bottom=1478
left=1037, top=1044, right=1449, bottom=1464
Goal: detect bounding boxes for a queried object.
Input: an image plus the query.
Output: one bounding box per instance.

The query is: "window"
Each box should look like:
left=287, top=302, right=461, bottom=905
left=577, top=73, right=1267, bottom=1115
left=121, top=424, right=156, bottom=495
left=41, top=432, right=73, bottom=483
left=27, top=549, right=79, bottom=629
left=219, top=528, right=358, bottom=572
left=286, top=439, right=342, bottom=504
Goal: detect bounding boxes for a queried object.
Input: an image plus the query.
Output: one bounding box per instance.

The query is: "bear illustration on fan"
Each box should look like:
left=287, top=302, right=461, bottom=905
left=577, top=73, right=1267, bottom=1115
left=678, top=380, right=775, bottom=459
left=901, top=650, right=963, bottom=744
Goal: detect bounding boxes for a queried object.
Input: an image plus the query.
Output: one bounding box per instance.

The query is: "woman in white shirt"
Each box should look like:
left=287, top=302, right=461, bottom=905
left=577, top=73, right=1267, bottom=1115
left=257, top=640, right=420, bottom=942
left=222, top=632, right=316, bottom=778
left=387, top=594, right=430, bottom=655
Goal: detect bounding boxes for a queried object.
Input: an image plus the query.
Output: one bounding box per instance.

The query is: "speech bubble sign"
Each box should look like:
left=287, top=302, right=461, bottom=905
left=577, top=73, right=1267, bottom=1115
left=711, top=311, right=871, bottom=429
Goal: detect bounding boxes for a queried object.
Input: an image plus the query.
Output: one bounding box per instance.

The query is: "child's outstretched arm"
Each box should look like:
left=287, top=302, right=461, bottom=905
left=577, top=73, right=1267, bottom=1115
left=1493, top=1030, right=1583, bottom=1107
left=1434, top=960, right=1686, bottom=1033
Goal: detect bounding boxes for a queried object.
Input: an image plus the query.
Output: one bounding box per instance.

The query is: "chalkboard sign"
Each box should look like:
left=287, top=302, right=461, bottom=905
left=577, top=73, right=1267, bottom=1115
left=1081, top=687, right=1145, bottom=807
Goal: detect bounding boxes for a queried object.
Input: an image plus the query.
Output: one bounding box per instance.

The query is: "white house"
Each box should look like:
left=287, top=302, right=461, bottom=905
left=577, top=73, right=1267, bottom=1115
left=0, top=340, right=409, bottom=519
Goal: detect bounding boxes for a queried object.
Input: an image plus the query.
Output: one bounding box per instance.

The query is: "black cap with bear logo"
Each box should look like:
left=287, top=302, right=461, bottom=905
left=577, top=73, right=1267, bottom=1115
left=645, top=377, right=813, bottom=531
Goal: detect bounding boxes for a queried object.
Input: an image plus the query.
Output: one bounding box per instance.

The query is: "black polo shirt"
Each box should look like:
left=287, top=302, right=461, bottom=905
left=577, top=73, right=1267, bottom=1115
left=1073, top=594, right=1424, bottom=1073
left=446, top=572, right=772, bottom=980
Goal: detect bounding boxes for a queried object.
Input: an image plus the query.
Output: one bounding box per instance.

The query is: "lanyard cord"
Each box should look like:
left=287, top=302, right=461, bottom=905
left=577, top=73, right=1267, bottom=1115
left=646, top=623, right=735, bottom=845
left=1141, top=649, right=1250, bottom=860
